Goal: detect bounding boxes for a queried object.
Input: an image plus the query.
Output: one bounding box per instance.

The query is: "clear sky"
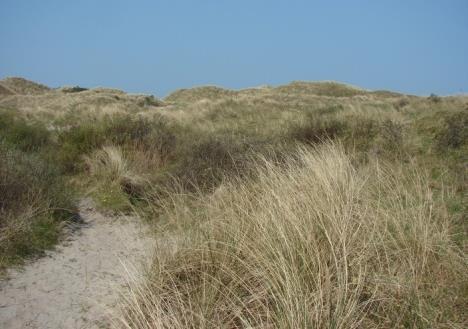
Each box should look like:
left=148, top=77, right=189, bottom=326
left=1, top=0, right=467, bottom=97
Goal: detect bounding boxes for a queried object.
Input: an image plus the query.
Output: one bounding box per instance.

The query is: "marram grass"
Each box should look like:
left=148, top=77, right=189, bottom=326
left=114, top=143, right=466, bottom=329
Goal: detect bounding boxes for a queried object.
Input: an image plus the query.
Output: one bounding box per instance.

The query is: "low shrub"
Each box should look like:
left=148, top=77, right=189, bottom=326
left=291, top=111, right=375, bottom=148
left=428, top=93, right=442, bottom=103
left=394, top=97, right=410, bottom=110
left=290, top=112, right=405, bottom=158
left=0, top=143, right=70, bottom=214
left=374, top=119, right=404, bottom=156
left=61, top=86, right=88, bottom=93
left=57, top=114, right=176, bottom=173
left=343, top=116, right=379, bottom=151
left=291, top=112, right=348, bottom=144
left=137, top=95, right=162, bottom=107
left=105, top=115, right=154, bottom=145
left=315, top=104, right=344, bottom=115
left=111, top=115, right=176, bottom=162
left=436, top=111, right=468, bottom=150
left=0, top=142, right=74, bottom=269
left=0, top=110, right=51, bottom=152
left=57, top=123, right=107, bottom=172
left=173, top=135, right=253, bottom=191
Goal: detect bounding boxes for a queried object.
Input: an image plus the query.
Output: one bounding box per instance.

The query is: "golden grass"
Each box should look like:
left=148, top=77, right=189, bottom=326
left=84, top=145, right=147, bottom=196
left=0, top=77, right=50, bottom=95
left=0, top=82, right=162, bottom=124
left=1, top=77, right=466, bottom=325
left=85, top=146, right=131, bottom=181
left=114, top=143, right=466, bottom=328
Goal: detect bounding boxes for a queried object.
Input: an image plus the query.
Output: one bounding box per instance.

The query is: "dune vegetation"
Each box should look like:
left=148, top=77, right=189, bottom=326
left=0, top=77, right=466, bottom=327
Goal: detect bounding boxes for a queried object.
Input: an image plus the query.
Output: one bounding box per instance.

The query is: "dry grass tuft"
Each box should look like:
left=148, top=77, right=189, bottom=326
left=85, top=146, right=146, bottom=196
left=114, top=143, right=466, bottom=329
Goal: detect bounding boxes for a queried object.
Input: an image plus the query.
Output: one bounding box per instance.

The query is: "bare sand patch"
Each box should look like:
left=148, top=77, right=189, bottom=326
left=0, top=198, right=154, bottom=329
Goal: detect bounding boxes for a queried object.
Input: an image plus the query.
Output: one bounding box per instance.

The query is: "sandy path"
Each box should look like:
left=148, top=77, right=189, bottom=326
left=0, top=198, right=154, bottom=329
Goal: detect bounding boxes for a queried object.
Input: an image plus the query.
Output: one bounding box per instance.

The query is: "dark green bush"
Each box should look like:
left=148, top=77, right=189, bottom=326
left=380, top=119, right=403, bottom=149
left=394, top=98, right=410, bottom=110
left=0, top=110, right=51, bottom=152
left=0, top=142, right=74, bottom=268
left=105, top=115, right=153, bottom=145
left=344, top=117, right=379, bottom=151
left=174, top=135, right=252, bottom=191
left=137, top=95, right=162, bottom=107
left=142, top=119, right=177, bottom=162
left=290, top=112, right=406, bottom=158
left=57, top=114, right=177, bottom=173
left=315, top=104, right=344, bottom=116
left=291, top=112, right=348, bottom=144
left=61, top=86, right=88, bottom=93
left=429, top=93, right=441, bottom=103
left=436, top=112, right=468, bottom=150
left=57, top=124, right=107, bottom=172
left=105, top=115, right=175, bottom=152
left=0, top=142, right=72, bottom=218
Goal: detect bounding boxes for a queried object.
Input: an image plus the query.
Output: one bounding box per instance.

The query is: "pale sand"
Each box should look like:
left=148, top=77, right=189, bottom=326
left=0, top=198, right=154, bottom=329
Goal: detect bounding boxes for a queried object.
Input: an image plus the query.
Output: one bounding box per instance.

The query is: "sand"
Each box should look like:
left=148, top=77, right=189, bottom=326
left=0, top=198, right=154, bottom=329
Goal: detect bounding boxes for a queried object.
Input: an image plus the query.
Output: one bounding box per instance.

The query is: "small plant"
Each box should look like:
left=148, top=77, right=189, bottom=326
left=428, top=93, right=441, bottom=103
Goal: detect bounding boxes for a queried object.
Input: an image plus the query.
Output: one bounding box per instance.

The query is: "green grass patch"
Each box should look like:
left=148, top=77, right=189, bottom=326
left=92, top=184, right=133, bottom=213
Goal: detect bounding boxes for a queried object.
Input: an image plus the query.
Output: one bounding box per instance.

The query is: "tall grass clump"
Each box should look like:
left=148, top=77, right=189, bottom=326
left=83, top=145, right=149, bottom=211
left=115, top=143, right=466, bottom=329
left=173, top=135, right=254, bottom=191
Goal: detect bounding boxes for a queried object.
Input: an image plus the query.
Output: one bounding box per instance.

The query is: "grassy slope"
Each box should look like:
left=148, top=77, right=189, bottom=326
left=0, top=78, right=466, bottom=327
left=124, top=83, right=467, bottom=328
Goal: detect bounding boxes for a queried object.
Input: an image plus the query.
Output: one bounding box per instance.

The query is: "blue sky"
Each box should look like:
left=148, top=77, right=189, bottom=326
left=1, top=0, right=467, bottom=96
